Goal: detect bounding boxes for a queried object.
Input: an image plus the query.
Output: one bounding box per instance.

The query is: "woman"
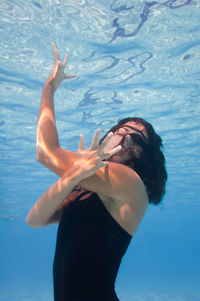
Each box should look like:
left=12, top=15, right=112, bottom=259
left=26, top=43, right=167, bottom=301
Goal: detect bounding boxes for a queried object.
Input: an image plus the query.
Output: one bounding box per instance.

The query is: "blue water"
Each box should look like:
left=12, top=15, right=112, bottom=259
left=0, top=0, right=200, bottom=300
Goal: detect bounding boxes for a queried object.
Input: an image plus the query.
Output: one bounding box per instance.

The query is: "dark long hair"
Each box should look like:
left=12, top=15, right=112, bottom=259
left=100, top=117, right=167, bottom=205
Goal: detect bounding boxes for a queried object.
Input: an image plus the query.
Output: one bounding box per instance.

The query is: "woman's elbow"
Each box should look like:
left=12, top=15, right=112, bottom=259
left=26, top=217, right=39, bottom=228
left=36, top=151, right=42, bottom=163
left=36, top=147, right=48, bottom=165
left=26, top=214, right=45, bottom=228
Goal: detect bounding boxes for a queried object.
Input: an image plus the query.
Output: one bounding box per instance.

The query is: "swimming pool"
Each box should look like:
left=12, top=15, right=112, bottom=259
left=0, top=0, right=200, bottom=300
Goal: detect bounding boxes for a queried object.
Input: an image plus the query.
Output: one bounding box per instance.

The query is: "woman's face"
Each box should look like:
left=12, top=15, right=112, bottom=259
left=104, top=121, right=148, bottom=164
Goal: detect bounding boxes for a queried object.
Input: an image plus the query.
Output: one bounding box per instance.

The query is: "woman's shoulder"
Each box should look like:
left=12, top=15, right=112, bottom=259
left=79, top=161, right=148, bottom=206
left=107, top=162, right=146, bottom=189
left=108, top=162, right=148, bottom=203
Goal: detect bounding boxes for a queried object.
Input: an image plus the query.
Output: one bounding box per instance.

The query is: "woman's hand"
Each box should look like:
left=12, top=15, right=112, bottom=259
left=73, top=129, right=121, bottom=180
left=47, top=42, right=77, bottom=91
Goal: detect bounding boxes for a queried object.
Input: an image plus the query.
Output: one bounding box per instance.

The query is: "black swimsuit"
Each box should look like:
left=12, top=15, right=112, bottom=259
left=53, top=192, right=132, bottom=301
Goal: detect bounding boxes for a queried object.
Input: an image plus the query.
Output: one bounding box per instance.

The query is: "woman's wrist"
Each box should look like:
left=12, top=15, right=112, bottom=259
left=61, top=162, right=87, bottom=188
left=43, top=80, right=56, bottom=94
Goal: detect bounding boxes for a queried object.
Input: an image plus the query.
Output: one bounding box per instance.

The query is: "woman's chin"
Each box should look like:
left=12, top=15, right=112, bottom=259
left=109, top=154, right=124, bottom=163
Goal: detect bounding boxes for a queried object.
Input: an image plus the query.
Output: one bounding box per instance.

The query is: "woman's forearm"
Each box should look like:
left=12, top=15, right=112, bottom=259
left=37, top=82, right=59, bottom=152
left=36, top=75, right=78, bottom=177
left=27, top=130, right=121, bottom=228
left=36, top=81, right=76, bottom=174
left=26, top=163, right=82, bottom=228
left=36, top=43, right=77, bottom=171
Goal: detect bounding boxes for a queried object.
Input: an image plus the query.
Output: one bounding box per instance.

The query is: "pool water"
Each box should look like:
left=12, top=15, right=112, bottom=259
left=0, top=0, right=200, bottom=300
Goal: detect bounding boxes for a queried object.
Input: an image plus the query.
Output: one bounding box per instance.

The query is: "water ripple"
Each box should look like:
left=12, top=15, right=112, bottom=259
left=168, top=40, right=200, bottom=58
left=111, top=1, right=135, bottom=13
left=110, top=1, right=157, bottom=43
left=0, top=0, right=199, bottom=225
left=0, top=68, right=42, bottom=89
left=163, top=0, right=192, bottom=9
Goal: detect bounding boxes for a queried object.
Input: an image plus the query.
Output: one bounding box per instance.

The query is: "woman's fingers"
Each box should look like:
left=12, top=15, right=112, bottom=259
left=90, top=129, right=101, bottom=150
left=100, top=145, right=121, bottom=160
left=51, top=43, right=77, bottom=80
left=97, top=131, right=113, bottom=154
left=64, top=74, right=77, bottom=79
left=51, top=42, right=60, bottom=62
left=63, top=53, right=68, bottom=67
left=78, top=134, right=85, bottom=151
left=77, top=129, right=121, bottom=170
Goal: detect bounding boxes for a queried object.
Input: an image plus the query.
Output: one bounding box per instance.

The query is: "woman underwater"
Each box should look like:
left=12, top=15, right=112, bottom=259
left=26, top=43, right=167, bottom=301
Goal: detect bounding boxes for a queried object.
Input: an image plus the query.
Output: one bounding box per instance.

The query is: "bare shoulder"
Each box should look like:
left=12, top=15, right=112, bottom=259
left=79, top=161, right=148, bottom=212
left=98, top=164, right=148, bottom=236
left=106, top=162, right=148, bottom=202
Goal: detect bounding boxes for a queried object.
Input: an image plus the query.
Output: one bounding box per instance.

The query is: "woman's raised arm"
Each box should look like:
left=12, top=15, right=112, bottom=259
left=27, top=130, right=121, bottom=227
left=36, top=43, right=77, bottom=176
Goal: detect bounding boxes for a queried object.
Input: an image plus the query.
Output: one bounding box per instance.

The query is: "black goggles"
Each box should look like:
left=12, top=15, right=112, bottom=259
left=116, top=125, right=148, bottom=145
left=120, top=133, right=148, bottom=150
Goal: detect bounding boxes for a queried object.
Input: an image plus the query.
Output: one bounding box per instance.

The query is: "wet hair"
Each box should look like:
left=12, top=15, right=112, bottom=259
left=100, top=117, right=168, bottom=205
